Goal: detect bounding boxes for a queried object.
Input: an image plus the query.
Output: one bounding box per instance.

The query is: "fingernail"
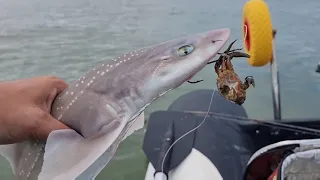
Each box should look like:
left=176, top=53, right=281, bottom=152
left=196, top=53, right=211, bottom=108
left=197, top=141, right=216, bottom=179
left=47, top=88, right=58, bottom=111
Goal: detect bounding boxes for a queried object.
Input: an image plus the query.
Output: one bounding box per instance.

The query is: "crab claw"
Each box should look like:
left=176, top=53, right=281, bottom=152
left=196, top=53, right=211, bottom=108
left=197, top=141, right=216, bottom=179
left=245, top=76, right=255, bottom=88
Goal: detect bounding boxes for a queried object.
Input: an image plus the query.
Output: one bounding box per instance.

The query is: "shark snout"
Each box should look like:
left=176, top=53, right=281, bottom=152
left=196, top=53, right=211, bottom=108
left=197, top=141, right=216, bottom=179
left=199, top=28, right=230, bottom=60
left=212, top=40, right=222, bottom=43
left=207, top=28, right=231, bottom=45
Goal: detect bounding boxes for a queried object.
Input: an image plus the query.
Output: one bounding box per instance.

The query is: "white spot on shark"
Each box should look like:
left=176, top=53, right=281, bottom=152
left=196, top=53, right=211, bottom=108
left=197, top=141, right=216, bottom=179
left=71, top=92, right=74, bottom=95
left=76, top=84, right=79, bottom=87
left=97, top=71, right=100, bottom=74
left=102, top=64, right=104, bottom=66
left=101, top=72, right=105, bottom=75
left=81, top=81, right=84, bottom=84
left=152, top=62, right=164, bottom=76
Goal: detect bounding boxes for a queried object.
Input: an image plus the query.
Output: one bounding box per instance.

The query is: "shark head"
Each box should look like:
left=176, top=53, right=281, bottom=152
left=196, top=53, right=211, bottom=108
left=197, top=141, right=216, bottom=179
left=139, top=28, right=231, bottom=101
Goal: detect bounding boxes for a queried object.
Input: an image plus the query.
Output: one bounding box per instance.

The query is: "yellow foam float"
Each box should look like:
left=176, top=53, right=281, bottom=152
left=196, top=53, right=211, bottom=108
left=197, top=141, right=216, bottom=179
left=242, top=0, right=274, bottom=67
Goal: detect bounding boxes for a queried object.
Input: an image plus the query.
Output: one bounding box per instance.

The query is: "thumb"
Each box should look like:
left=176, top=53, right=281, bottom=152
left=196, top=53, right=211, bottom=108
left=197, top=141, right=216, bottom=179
left=33, top=112, right=71, bottom=141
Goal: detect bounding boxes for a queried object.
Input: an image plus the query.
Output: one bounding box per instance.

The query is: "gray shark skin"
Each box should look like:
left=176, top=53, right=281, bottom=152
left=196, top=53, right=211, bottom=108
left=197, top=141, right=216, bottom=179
left=0, top=28, right=230, bottom=180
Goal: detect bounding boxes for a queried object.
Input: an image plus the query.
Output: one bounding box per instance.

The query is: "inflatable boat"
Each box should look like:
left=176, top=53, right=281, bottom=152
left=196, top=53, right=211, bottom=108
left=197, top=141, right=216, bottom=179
left=142, top=89, right=320, bottom=180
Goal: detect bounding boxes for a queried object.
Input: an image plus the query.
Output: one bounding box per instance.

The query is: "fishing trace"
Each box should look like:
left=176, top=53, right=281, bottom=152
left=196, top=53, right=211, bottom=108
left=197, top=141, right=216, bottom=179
left=160, top=85, right=216, bottom=174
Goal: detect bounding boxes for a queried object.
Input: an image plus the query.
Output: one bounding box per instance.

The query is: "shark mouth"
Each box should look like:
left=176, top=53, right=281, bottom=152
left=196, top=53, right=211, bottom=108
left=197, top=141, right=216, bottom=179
left=187, top=74, right=195, bottom=81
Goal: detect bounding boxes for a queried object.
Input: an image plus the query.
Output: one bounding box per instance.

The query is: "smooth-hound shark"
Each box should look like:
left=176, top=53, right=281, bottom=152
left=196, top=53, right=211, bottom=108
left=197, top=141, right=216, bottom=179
left=0, top=28, right=230, bottom=180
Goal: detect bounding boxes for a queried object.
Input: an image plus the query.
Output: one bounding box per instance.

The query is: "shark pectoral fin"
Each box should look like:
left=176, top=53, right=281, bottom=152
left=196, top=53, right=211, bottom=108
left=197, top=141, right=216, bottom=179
left=39, top=129, right=84, bottom=180
left=122, top=111, right=145, bottom=141
left=0, top=140, right=47, bottom=179
left=0, top=143, right=21, bottom=175
left=38, top=118, right=127, bottom=180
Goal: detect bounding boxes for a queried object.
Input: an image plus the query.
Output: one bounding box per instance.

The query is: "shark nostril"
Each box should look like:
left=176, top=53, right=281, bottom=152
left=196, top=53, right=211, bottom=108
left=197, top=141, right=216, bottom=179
left=161, top=56, right=170, bottom=60
left=212, top=40, right=222, bottom=43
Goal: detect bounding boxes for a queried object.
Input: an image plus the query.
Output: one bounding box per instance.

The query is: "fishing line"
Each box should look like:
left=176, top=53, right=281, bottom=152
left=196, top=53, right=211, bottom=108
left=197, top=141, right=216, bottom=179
left=160, top=87, right=216, bottom=173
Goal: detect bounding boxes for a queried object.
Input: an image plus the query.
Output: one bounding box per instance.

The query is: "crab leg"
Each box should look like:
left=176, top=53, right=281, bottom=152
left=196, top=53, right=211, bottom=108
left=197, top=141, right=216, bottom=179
left=242, top=76, right=255, bottom=90
left=225, top=39, right=237, bottom=52
left=187, top=80, right=204, bottom=84
left=207, top=50, right=250, bottom=65
left=225, top=56, right=234, bottom=71
left=227, top=48, right=243, bottom=53
left=214, top=60, right=222, bottom=75
left=207, top=40, right=237, bottom=65
left=220, top=56, right=228, bottom=71
left=230, top=52, right=250, bottom=58
left=207, top=55, right=222, bottom=65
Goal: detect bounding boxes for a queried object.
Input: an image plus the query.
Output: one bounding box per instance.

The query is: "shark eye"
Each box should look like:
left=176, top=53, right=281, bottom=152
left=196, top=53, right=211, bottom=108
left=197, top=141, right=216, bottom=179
left=176, top=45, right=194, bottom=56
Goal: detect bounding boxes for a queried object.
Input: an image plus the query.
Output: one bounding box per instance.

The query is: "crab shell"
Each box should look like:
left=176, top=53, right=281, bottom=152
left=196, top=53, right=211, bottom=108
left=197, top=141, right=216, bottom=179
left=216, top=70, right=246, bottom=105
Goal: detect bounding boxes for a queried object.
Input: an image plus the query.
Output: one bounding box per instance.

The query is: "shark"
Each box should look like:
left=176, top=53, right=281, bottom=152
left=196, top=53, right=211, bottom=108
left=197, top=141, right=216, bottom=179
left=0, top=28, right=230, bottom=180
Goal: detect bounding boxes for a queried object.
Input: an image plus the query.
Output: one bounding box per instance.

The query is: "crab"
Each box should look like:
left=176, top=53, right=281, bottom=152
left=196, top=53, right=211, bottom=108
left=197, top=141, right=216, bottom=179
left=214, top=39, right=255, bottom=105
left=186, top=39, right=255, bottom=105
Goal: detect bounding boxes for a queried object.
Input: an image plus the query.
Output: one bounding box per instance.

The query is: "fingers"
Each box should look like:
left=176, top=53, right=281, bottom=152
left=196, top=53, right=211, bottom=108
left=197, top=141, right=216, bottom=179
left=45, top=77, right=68, bottom=112
left=46, top=87, right=58, bottom=112
left=31, top=111, right=70, bottom=141
left=40, top=76, right=68, bottom=95
left=29, top=76, right=68, bottom=112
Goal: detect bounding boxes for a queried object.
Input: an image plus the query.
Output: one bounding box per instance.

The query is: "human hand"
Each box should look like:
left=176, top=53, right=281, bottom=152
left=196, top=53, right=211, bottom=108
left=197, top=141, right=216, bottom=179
left=0, top=76, right=71, bottom=144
